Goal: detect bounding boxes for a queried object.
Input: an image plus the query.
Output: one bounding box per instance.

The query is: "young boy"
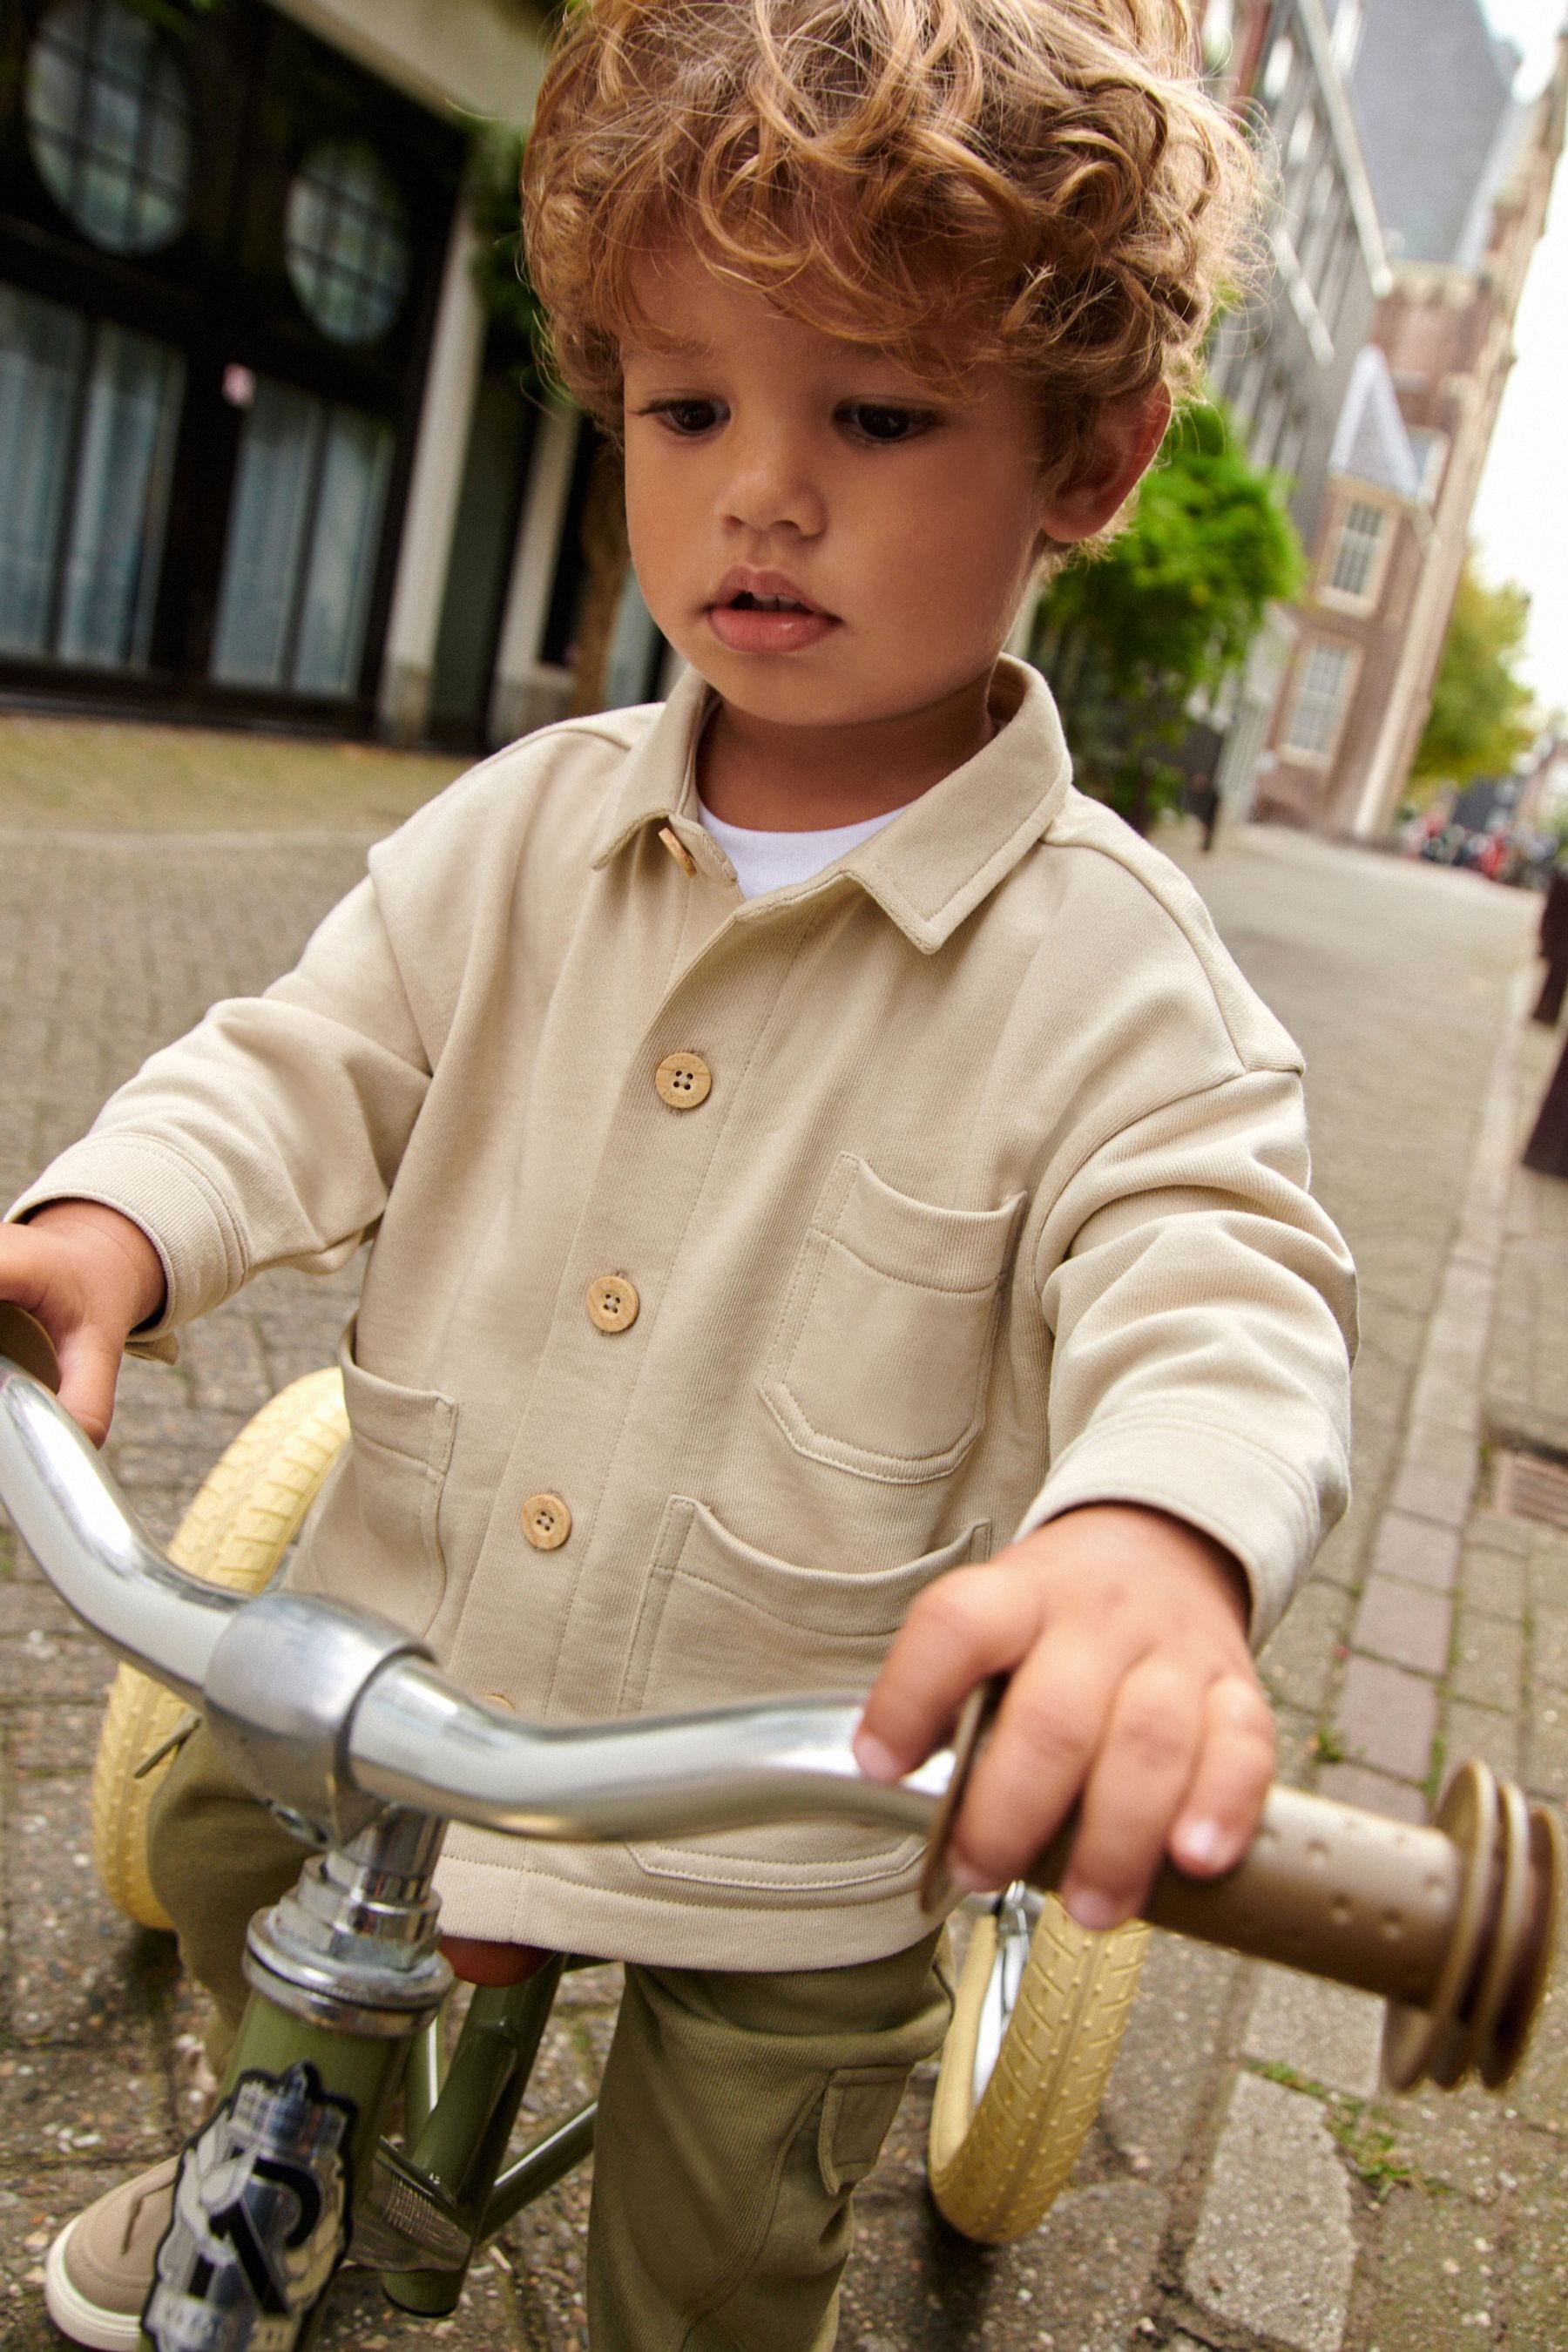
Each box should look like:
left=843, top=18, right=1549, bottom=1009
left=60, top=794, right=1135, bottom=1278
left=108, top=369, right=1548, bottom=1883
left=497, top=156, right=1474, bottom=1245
left=9, top=2, right=1355, bottom=2343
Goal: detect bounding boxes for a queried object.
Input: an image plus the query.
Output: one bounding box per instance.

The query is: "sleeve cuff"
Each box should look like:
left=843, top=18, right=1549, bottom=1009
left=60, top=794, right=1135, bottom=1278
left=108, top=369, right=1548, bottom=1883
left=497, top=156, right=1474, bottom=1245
left=8, top=1135, right=250, bottom=1357
left=1012, top=1414, right=1333, bottom=1648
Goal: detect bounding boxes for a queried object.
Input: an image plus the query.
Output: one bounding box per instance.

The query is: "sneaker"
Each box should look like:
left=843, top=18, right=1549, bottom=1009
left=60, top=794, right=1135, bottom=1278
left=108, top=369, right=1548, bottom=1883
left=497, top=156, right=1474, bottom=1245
left=44, top=2154, right=178, bottom=2351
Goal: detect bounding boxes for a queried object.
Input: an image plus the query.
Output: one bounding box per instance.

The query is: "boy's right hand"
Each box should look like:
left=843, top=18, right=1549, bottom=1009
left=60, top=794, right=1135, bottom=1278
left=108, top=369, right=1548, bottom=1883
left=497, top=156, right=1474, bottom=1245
left=0, top=1202, right=166, bottom=1446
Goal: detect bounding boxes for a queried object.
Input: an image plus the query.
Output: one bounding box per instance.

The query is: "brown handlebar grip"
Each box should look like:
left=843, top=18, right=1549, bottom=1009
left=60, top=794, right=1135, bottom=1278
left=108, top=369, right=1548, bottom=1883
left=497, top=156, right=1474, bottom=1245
left=1011, top=1761, right=1562, bottom=2093
left=0, top=1305, right=61, bottom=1394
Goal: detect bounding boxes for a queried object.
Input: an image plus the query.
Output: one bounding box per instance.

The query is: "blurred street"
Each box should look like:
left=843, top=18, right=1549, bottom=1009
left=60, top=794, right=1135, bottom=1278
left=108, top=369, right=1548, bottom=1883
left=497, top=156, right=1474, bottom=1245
left=0, top=813, right=1564, bottom=2351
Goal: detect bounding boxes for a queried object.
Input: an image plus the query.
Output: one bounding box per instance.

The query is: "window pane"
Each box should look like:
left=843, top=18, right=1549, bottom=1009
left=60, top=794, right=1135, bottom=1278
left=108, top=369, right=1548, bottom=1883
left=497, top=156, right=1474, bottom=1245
left=1284, top=642, right=1355, bottom=755
left=212, top=382, right=322, bottom=687
left=286, top=141, right=409, bottom=347
left=1328, top=501, right=1386, bottom=599
left=25, top=0, right=193, bottom=257
left=291, top=409, right=392, bottom=695
left=0, top=284, right=86, bottom=654
left=57, top=323, right=183, bottom=666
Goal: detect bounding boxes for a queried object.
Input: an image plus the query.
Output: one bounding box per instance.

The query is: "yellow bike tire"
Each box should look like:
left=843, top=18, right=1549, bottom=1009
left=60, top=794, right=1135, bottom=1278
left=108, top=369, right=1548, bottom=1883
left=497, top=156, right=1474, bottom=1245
left=91, top=1368, right=349, bottom=1930
left=928, top=1894, right=1148, bottom=2243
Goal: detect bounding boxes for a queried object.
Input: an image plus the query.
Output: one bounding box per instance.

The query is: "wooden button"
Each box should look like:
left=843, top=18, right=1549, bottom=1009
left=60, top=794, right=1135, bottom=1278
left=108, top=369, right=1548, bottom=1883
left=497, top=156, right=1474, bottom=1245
left=659, top=825, right=699, bottom=877
left=587, top=1274, right=640, bottom=1333
left=521, top=1492, right=571, bottom=1550
left=655, top=1051, right=712, bottom=1110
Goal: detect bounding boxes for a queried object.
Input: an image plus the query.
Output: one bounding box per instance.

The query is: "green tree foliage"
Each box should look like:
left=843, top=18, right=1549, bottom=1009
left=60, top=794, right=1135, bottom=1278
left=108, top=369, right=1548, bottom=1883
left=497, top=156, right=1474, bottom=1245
left=464, top=128, right=549, bottom=396
left=1413, top=558, right=1536, bottom=789
left=1035, top=401, right=1303, bottom=830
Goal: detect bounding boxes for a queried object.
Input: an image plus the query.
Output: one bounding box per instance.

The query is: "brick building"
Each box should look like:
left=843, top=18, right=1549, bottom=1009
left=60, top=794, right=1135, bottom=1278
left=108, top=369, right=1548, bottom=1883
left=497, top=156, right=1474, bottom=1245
left=1225, top=0, right=1567, bottom=835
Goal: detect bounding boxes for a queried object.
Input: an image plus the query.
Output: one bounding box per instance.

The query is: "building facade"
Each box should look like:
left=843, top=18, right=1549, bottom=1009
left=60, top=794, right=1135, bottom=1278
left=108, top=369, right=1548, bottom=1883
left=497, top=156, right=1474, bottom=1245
left=1197, top=0, right=1391, bottom=814
left=1258, top=3, right=1566, bottom=835
left=0, top=0, right=672, bottom=750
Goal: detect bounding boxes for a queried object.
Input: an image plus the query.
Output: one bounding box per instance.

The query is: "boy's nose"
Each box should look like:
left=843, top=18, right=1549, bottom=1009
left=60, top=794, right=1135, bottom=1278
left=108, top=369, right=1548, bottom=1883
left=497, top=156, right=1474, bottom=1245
left=721, top=436, right=826, bottom=537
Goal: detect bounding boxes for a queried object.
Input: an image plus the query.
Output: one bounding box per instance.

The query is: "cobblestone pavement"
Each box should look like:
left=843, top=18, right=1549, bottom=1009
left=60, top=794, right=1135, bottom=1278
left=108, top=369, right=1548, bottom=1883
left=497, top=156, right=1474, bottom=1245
left=0, top=818, right=1563, bottom=2350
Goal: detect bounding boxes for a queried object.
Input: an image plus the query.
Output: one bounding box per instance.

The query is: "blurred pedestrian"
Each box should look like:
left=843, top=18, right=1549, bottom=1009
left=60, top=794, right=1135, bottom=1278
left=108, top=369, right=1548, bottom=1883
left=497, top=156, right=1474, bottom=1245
left=1531, top=859, right=1568, bottom=1025
left=1523, top=1029, right=1568, bottom=1177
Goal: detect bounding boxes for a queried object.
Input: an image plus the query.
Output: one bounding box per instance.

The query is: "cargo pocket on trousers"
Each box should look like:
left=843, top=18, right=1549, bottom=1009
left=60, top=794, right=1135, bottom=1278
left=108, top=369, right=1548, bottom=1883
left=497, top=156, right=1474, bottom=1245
left=818, top=2067, right=909, bottom=2194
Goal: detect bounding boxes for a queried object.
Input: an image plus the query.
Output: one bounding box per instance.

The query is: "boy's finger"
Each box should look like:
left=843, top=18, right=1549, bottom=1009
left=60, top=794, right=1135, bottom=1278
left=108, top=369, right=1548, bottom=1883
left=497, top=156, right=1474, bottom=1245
left=942, top=1632, right=1125, bottom=1891
left=53, top=1329, right=124, bottom=1450
left=854, top=1564, right=1051, bottom=1781
left=1054, top=1656, right=1206, bottom=1929
left=1168, top=1673, right=1276, bottom=1876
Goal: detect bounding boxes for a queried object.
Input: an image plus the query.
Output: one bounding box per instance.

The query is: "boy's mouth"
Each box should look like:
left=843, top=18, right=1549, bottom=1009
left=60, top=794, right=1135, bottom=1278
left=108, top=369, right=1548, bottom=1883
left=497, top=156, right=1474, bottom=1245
left=706, top=572, right=838, bottom=653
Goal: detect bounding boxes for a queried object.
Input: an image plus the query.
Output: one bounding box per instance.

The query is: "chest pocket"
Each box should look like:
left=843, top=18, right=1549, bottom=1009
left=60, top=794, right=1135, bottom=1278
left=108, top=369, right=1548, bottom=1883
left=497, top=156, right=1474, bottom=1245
left=762, top=1155, right=1026, bottom=1484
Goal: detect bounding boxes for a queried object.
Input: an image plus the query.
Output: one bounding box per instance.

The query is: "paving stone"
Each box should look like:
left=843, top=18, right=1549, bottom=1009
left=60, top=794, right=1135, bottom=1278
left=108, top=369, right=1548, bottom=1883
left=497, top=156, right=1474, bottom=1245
left=1184, top=2073, right=1355, bottom=2352
left=7, top=1702, right=105, bottom=1774
left=1092, top=1929, right=1240, bottom=2185
left=1526, top=1703, right=1568, bottom=1802
left=1441, top=1697, right=1521, bottom=1783
left=1449, top=1603, right=1525, bottom=1713
left=0, top=2016, right=177, bottom=2171
left=4, top=1774, right=152, bottom=2044
left=1531, top=1607, right=1568, bottom=1693
left=1388, top=1459, right=1475, bottom=1531
left=1261, top=1574, right=1352, bottom=1714
left=1334, top=1655, right=1439, bottom=1782
left=1350, top=1575, right=1451, bottom=1675
left=1243, top=1966, right=1384, bottom=2097
left=841, top=2172, right=1170, bottom=2352
left=0, top=1630, right=115, bottom=1705
left=1315, top=1761, right=1429, bottom=1824
left=1368, top=1508, right=1462, bottom=1593
left=1510, top=2135, right=1568, bottom=2349
left=1461, top=1509, right=1537, bottom=1560
left=0, top=1584, right=76, bottom=1638
left=1362, top=2173, right=1508, bottom=2351
left=1456, top=1543, right=1527, bottom=1623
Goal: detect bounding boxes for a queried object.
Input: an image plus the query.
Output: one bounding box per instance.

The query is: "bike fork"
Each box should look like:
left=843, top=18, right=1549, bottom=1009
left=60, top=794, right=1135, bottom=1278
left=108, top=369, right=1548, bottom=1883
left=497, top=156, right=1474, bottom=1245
left=139, top=1808, right=451, bottom=2352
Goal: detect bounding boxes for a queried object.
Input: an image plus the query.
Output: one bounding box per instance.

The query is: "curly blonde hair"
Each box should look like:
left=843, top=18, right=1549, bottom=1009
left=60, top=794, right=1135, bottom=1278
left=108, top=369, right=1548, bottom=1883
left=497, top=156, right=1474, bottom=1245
left=523, top=0, right=1254, bottom=491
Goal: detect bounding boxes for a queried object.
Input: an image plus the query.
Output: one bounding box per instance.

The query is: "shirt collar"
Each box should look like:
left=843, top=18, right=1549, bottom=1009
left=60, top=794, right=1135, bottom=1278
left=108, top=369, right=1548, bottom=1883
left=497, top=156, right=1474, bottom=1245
left=589, top=656, right=1072, bottom=955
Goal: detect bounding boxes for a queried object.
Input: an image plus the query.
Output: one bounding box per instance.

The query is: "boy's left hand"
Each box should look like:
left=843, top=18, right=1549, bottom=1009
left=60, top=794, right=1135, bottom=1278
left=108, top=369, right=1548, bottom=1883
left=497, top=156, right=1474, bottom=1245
left=853, top=1504, right=1275, bottom=1931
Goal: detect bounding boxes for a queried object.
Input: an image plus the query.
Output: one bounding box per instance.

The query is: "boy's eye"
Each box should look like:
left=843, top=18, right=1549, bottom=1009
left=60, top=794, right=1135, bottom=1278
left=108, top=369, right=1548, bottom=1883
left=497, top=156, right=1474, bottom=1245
left=840, top=402, right=935, bottom=445
left=644, top=398, right=725, bottom=436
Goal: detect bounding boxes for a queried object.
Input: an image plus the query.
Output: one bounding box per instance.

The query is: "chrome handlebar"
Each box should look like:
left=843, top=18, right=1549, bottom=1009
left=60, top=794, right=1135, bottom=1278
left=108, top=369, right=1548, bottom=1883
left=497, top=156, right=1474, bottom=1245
left=2, top=1350, right=1560, bottom=2093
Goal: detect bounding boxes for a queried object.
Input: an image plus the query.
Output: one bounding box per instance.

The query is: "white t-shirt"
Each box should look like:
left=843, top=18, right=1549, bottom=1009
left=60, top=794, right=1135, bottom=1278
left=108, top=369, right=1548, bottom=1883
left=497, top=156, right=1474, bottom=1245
left=697, top=799, right=904, bottom=898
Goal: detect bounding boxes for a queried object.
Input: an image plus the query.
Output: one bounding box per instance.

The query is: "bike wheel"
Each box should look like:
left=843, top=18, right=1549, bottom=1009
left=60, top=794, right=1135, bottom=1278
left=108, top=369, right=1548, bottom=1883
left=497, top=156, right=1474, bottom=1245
left=928, top=1885, right=1148, bottom=2243
left=91, top=1367, right=349, bottom=1930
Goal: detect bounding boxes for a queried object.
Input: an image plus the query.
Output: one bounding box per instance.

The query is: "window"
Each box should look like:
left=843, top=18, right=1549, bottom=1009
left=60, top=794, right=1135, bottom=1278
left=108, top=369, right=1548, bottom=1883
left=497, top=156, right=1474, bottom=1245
left=286, top=140, right=410, bottom=347
left=1406, top=430, right=1448, bottom=502
left=212, top=378, right=392, bottom=697
left=24, top=0, right=194, bottom=256
left=1282, top=640, right=1356, bottom=759
left=1327, top=501, right=1388, bottom=602
left=0, top=280, right=184, bottom=666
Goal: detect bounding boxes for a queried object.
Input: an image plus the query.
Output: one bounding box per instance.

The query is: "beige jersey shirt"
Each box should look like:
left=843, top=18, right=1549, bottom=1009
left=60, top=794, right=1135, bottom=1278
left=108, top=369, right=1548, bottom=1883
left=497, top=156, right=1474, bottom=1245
left=14, top=660, right=1355, bottom=1968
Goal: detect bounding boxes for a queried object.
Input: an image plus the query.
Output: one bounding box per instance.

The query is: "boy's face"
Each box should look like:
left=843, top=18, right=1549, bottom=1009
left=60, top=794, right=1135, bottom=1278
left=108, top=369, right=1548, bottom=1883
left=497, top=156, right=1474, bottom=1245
left=620, top=255, right=1119, bottom=741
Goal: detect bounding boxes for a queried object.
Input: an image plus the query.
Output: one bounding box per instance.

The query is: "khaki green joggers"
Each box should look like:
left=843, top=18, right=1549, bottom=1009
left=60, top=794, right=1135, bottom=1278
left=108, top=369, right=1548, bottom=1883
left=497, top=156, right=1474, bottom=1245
left=147, top=1725, right=952, bottom=2352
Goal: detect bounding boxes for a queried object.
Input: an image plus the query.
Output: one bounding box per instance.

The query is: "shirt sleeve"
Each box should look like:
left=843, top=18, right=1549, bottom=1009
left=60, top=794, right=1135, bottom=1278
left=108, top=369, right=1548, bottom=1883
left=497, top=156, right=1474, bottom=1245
left=5, top=873, right=429, bottom=1359
left=1017, top=1063, right=1357, bottom=1647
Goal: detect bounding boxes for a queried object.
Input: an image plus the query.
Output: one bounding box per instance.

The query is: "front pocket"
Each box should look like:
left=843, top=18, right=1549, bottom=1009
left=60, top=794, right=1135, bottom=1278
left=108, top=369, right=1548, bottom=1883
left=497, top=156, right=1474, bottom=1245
left=621, top=1497, right=990, bottom=1896
left=328, top=1324, right=457, bottom=1635
left=762, top=1156, right=1026, bottom=1484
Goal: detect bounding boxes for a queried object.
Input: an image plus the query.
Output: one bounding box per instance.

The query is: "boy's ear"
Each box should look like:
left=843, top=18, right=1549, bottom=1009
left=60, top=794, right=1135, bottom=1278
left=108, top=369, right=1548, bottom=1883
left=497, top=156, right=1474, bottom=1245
left=1037, top=385, right=1173, bottom=544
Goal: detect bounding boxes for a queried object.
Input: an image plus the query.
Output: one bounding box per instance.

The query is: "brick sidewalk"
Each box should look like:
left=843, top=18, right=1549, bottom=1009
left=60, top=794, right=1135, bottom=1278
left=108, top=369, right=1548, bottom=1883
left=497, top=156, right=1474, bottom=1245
left=0, top=822, right=1562, bottom=2350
